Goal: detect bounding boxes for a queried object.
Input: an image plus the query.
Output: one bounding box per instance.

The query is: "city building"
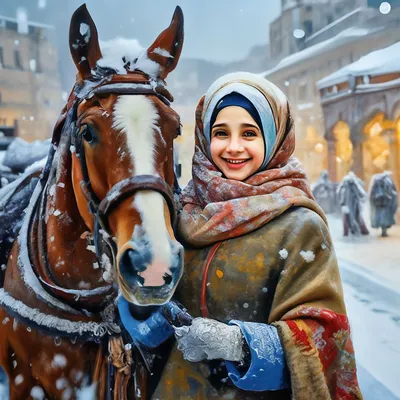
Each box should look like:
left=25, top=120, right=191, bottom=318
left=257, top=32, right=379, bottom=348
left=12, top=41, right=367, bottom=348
left=317, top=41, right=400, bottom=190
left=270, top=0, right=369, bottom=63
left=0, top=10, right=62, bottom=142
left=264, top=5, right=400, bottom=183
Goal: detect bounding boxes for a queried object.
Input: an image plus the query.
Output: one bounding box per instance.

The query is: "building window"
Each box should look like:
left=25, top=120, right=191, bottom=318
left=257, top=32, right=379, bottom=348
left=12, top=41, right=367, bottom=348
left=327, top=15, right=334, bottom=24
left=0, top=47, right=3, bottom=66
left=303, top=20, right=313, bottom=36
left=14, top=50, right=23, bottom=70
left=335, top=5, right=344, bottom=15
left=305, top=5, right=312, bottom=12
left=299, top=84, right=308, bottom=101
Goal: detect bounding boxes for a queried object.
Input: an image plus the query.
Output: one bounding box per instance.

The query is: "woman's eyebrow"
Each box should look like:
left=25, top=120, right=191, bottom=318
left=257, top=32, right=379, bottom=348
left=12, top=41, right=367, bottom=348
left=240, top=123, right=260, bottom=129
left=212, top=122, right=259, bottom=129
left=212, top=123, right=228, bottom=129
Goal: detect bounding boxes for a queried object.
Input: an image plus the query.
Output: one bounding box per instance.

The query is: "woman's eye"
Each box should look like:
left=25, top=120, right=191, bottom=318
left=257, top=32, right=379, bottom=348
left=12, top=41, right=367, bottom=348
left=243, top=130, right=257, bottom=138
left=213, top=130, right=228, bottom=137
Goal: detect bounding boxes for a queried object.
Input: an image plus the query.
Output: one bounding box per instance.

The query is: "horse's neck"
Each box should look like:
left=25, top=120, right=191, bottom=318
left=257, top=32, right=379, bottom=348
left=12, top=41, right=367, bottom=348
left=34, top=138, right=105, bottom=294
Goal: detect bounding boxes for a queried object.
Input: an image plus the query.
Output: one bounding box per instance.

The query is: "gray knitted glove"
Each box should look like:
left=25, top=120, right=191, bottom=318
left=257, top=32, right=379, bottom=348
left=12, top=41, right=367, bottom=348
left=174, top=317, right=244, bottom=362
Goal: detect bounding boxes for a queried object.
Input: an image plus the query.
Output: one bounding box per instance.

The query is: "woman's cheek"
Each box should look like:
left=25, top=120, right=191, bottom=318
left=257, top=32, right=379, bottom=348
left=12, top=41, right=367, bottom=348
left=210, top=140, right=222, bottom=161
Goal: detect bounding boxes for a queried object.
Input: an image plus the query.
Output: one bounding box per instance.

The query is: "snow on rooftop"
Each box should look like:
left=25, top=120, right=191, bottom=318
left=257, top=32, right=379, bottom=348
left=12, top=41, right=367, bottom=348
left=305, top=7, right=363, bottom=44
left=262, top=26, right=383, bottom=78
left=317, top=41, right=400, bottom=89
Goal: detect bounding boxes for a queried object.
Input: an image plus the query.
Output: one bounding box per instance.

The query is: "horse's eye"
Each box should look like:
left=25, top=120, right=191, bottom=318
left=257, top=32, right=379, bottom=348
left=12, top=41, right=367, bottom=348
left=175, top=124, right=182, bottom=138
left=81, top=125, right=95, bottom=144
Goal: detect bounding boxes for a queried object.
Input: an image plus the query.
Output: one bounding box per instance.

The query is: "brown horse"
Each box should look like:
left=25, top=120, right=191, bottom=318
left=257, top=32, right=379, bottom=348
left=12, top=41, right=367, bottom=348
left=0, top=4, right=184, bottom=399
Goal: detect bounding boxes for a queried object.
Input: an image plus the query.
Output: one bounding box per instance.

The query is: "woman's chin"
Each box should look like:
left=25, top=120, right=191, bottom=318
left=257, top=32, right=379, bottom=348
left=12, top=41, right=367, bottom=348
left=223, top=169, right=252, bottom=181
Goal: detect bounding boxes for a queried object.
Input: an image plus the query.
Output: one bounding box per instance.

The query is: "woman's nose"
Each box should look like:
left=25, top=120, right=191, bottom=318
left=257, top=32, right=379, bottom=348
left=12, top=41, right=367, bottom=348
left=226, top=137, right=244, bottom=153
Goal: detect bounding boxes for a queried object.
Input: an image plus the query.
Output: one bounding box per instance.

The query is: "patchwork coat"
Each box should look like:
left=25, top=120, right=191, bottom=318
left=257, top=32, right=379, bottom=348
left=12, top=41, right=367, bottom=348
left=152, top=207, right=362, bottom=399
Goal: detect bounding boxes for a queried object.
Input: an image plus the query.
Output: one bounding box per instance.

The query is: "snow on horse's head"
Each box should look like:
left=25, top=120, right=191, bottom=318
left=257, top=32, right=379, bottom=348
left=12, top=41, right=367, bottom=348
left=57, top=4, right=184, bottom=306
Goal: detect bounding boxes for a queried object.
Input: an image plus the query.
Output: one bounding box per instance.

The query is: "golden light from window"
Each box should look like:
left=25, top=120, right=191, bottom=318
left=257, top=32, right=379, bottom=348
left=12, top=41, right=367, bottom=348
left=370, top=122, right=383, bottom=137
left=314, top=143, right=324, bottom=153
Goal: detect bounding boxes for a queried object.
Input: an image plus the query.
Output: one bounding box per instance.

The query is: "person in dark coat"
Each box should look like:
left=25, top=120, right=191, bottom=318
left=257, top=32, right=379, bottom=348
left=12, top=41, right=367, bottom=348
left=369, top=171, right=398, bottom=237
left=337, top=171, right=369, bottom=236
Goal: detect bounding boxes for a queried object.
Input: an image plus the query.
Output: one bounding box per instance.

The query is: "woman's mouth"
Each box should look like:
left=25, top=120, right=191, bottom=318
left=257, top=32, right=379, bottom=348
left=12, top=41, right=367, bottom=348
left=222, top=158, right=250, bottom=169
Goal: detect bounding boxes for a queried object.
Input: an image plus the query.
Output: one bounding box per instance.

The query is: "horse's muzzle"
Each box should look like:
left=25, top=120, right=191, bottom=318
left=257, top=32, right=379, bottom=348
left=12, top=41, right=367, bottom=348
left=117, top=241, right=183, bottom=306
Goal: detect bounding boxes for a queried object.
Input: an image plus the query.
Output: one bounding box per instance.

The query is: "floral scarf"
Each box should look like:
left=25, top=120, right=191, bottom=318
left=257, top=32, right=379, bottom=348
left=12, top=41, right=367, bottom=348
left=178, top=72, right=326, bottom=247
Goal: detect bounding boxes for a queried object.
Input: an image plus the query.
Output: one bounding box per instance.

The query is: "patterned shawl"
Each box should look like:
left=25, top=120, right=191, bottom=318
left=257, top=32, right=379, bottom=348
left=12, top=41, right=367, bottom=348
left=179, top=72, right=326, bottom=247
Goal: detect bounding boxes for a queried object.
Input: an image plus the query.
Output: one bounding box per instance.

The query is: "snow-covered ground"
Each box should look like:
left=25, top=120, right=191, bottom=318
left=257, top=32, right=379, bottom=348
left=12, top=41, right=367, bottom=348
left=327, top=210, right=400, bottom=399
left=328, top=211, right=400, bottom=291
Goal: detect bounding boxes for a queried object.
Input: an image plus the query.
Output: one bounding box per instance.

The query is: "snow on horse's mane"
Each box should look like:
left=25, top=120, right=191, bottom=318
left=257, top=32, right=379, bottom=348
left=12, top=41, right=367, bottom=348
left=97, top=38, right=161, bottom=79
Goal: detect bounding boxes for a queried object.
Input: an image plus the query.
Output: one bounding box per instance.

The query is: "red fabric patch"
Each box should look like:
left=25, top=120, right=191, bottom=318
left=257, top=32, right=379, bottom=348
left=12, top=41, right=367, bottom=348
left=286, top=320, right=312, bottom=352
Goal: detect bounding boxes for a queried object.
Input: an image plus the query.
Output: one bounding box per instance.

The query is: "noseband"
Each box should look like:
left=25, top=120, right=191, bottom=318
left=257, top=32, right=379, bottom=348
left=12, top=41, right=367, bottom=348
left=70, top=74, right=179, bottom=266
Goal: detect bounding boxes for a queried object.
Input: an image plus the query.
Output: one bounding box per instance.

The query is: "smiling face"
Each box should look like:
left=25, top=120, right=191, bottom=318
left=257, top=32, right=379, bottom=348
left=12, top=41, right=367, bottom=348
left=210, top=106, right=265, bottom=181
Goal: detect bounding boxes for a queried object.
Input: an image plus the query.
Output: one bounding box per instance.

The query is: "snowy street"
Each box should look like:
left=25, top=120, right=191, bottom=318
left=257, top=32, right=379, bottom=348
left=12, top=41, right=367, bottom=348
left=341, top=261, right=400, bottom=399
left=327, top=210, right=400, bottom=400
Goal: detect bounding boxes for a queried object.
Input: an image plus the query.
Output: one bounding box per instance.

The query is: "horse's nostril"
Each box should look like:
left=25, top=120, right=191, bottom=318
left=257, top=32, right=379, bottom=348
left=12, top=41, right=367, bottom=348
left=119, top=248, right=147, bottom=286
left=120, top=249, right=147, bottom=272
left=163, top=273, right=172, bottom=285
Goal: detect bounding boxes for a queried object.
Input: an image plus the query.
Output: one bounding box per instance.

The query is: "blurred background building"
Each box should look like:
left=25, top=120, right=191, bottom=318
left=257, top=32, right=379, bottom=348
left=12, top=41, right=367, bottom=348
left=264, top=0, right=400, bottom=187
left=0, top=8, right=62, bottom=143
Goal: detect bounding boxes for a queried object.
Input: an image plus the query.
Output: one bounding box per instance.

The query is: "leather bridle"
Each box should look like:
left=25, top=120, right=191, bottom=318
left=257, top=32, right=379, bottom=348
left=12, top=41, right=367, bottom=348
left=70, top=74, right=179, bottom=267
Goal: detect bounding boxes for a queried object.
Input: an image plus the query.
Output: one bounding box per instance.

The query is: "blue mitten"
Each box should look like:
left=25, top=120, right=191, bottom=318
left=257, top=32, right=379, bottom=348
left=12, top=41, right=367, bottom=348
left=118, top=296, right=174, bottom=348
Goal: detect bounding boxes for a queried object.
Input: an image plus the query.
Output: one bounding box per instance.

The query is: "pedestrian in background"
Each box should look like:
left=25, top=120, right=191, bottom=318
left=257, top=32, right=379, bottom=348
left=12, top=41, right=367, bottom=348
left=337, top=171, right=369, bottom=236
left=369, top=171, right=398, bottom=237
left=312, top=170, right=338, bottom=214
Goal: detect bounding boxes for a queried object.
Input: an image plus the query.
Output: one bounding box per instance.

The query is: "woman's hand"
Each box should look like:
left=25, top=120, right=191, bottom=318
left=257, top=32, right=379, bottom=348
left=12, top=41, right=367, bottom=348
left=174, top=317, right=244, bottom=362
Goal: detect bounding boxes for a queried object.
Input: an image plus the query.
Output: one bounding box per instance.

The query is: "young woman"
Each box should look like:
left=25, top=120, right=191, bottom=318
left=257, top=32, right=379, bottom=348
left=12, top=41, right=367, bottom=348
left=121, top=72, right=362, bottom=399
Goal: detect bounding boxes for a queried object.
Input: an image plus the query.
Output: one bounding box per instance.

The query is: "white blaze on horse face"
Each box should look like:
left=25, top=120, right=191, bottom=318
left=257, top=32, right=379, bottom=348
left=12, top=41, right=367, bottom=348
left=113, top=95, right=172, bottom=286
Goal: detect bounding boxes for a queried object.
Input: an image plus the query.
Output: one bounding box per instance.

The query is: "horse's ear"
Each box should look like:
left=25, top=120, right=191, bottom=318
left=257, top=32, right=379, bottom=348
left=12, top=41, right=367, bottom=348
left=69, top=4, right=102, bottom=80
left=147, top=6, right=184, bottom=80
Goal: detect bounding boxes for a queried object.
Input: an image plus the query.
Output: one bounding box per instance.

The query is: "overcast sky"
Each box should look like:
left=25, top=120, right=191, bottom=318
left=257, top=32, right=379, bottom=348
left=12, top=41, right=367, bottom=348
left=0, top=0, right=281, bottom=63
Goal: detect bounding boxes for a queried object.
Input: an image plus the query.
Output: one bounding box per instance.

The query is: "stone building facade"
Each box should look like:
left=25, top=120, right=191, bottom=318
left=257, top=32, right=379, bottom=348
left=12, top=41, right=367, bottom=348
left=0, top=13, right=62, bottom=142
left=265, top=6, right=400, bottom=183
left=318, top=42, right=400, bottom=190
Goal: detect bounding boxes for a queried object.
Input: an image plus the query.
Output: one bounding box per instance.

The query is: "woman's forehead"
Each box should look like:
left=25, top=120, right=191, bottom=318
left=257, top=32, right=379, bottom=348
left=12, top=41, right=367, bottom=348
left=213, top=106, right=259, bottom=126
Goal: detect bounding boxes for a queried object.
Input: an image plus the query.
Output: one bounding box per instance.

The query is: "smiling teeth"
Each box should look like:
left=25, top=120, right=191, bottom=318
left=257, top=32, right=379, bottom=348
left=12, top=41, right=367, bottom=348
left=226, top=159, right=247, bottom=164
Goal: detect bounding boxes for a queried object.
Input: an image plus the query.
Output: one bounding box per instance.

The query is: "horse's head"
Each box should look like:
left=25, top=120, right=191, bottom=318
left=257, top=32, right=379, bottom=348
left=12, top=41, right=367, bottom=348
left=67, top=5, right=184, bottom=306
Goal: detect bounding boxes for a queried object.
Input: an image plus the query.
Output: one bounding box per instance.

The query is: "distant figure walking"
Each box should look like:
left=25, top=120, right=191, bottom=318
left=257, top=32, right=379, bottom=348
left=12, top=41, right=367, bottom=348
left=369, top=171, right=398, bottom=237
left=337, top=171, right=369, bottom=236
left=312, top=170, right=337, bottom=214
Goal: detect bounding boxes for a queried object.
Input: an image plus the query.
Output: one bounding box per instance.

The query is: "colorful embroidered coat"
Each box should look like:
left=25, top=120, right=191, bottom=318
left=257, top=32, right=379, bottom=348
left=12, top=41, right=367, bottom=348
left=152, top=207, right=362, bottom=399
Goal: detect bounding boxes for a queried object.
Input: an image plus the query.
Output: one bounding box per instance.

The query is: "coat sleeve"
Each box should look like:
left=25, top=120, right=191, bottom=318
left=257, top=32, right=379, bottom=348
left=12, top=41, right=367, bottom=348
left=269, top=210, right=362, bottom=400
left=225, top=320, right=290, bottom=391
